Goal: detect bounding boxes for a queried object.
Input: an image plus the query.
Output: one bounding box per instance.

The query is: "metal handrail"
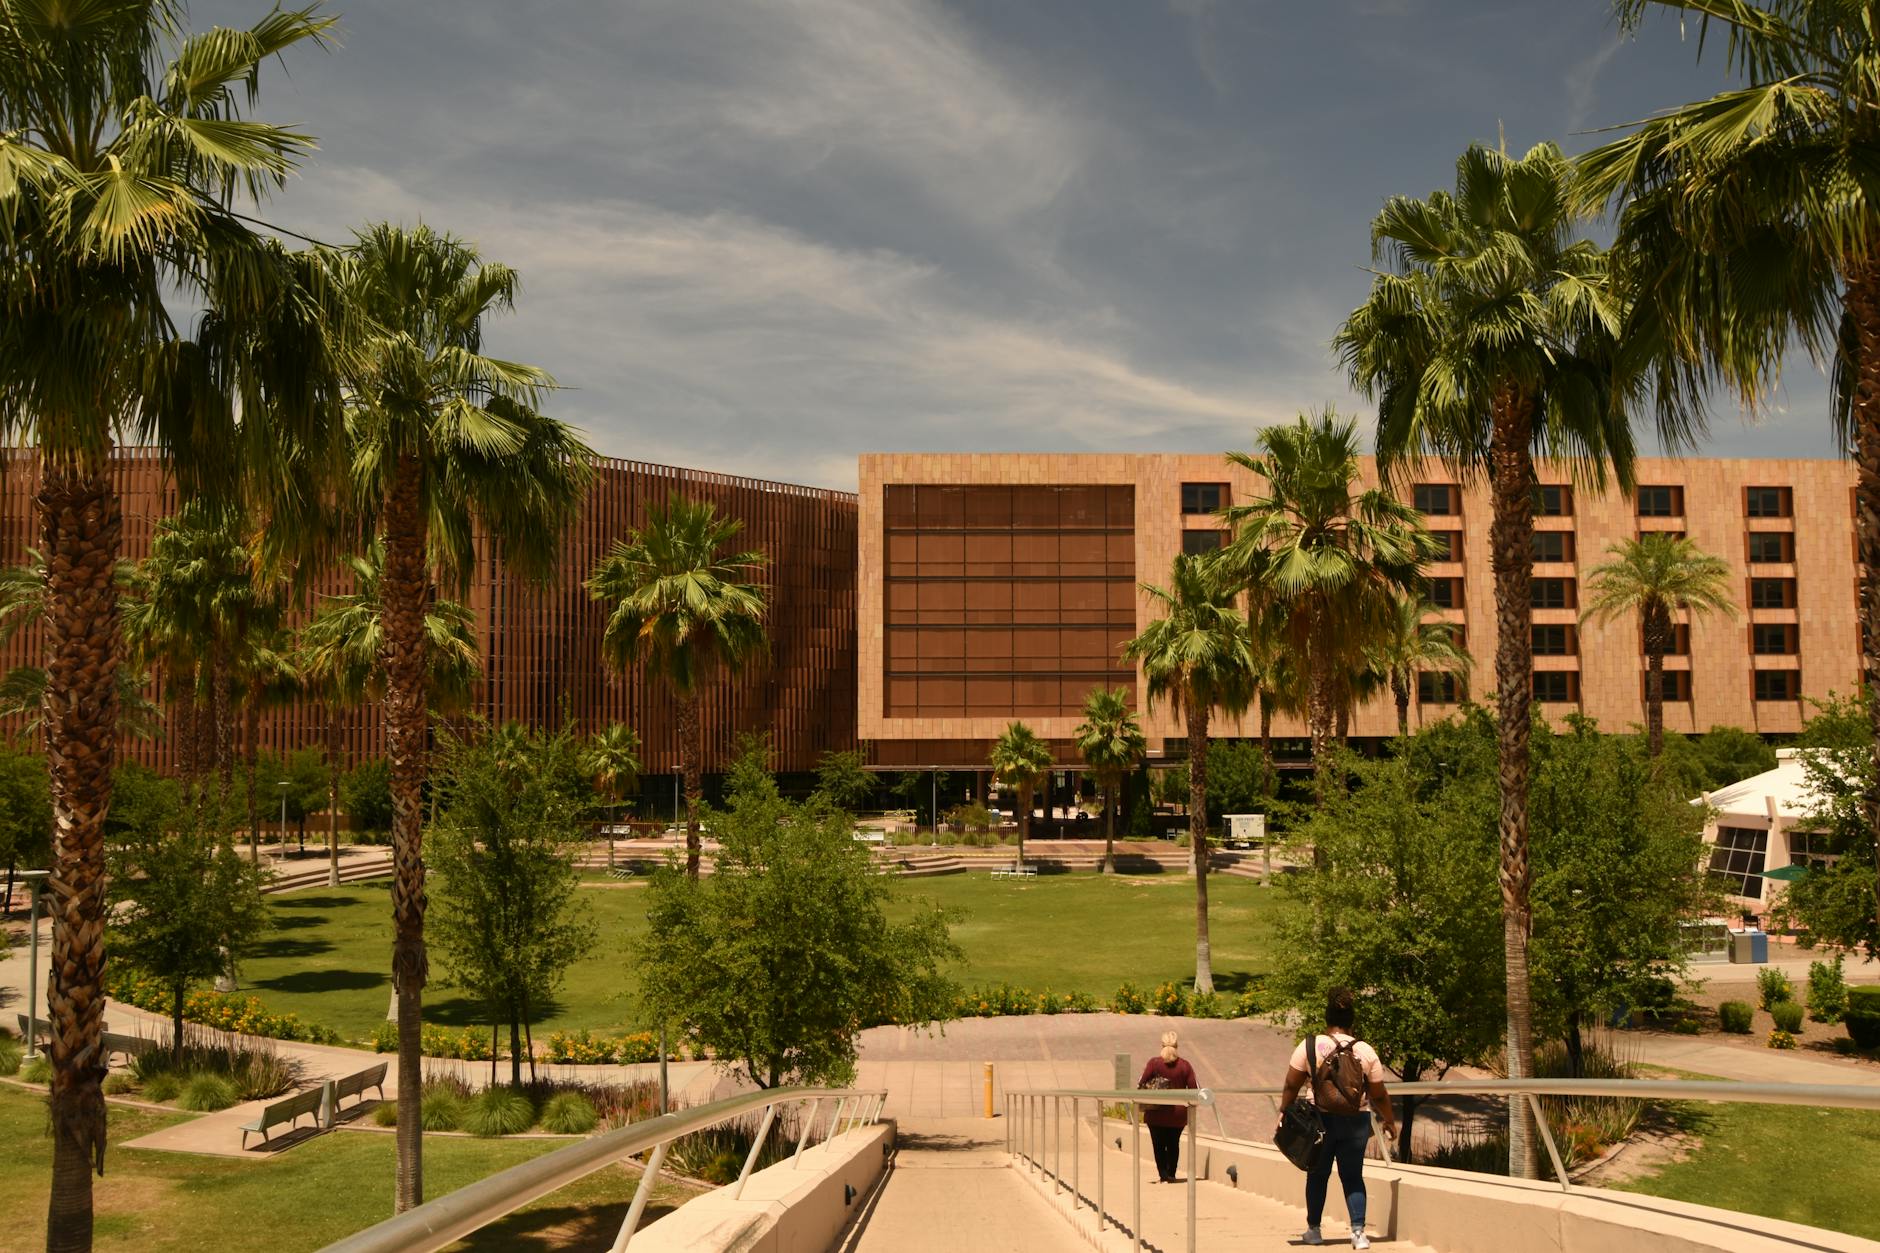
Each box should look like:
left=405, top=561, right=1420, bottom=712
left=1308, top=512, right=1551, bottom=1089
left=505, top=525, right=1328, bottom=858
left=1009, top=1076, right=1880, bottom=1253
left=322, top=1085, right=887, bottom=1253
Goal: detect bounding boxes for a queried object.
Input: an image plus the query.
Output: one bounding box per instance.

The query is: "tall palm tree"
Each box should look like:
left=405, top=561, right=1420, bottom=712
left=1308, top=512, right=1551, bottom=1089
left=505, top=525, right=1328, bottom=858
left=0, top=552, right=157, bottom=746
left=320, top=224, right=591, bottom=1211
left=1122, top=554, right=1256, bottom=995
left=1216, top=411, right=1435, bottom=765
left=1336, top=142, right=1640, bottom=1179
left=1369, top=594, right=1473, bottom=737
left=1582, top=535, right=1736, bottom=758
left=1577, top=0, right=1880, bottom=936
left=587, top=494, right=768, bottom=881
left=235, top=628, right=300, bottom=863
left=0, top=8, right=342, bottom=1237
left=581, top=723, right=642, bottom=870
left=299, top=538, right=482, bottom=888
left=991, top=719, right=1055, bottom=869
left=1073, top=688, right=1146, bottom=874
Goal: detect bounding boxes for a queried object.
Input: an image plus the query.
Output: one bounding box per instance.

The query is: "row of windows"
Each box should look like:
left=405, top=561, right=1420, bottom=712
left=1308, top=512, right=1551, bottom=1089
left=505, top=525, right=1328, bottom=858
left=1417, top=669, right=1802, bottom=706
left=1526, top=623, right=1799, bottom=656
left=1410, top=482, right=1796, bottom=519
left=1430, top=576, right=1800, bottom=612
left=1425, top=529, right=1798, bottom=565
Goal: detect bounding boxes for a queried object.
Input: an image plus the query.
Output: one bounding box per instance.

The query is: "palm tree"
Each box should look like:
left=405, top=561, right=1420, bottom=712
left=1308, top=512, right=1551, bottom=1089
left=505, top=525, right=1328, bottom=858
left=1122, top=554, right=1256, bottom=995
left=299, top=538, right=482, bottom=889
left=1576, top=0, right=1880, bottom=935
left=0, top=8, right=341, bottom=1233
left=587, top=494, right=768, bottom=881
left=1216, top=411, right=1435, bottom=765
left=1336, top=142, right=1639, bottom=1179
left=235, top=628, right=300, bottom=863
left=581, top=724, right=642, bottom=871
left=1583, top=535, right=1735, bottom=758
left=320, top=224, right=591, bottom=1211
left=1369, top=594, right=1473, bottom=737
left=0, top=552, right=157, bottom=746
left=989, top=721, right=1054, bottom=868
left=1073, top=688, right=1146, bottom=874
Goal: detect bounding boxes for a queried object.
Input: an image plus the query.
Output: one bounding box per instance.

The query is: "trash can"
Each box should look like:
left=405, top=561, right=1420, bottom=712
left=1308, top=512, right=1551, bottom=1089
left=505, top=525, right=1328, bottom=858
left=1729, top=929, right=1770, bottom=964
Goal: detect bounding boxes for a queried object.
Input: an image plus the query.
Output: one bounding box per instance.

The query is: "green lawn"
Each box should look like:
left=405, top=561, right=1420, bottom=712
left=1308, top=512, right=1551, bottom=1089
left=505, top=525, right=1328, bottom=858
left=237, top=872, right=1280, bottom=1040
left=0, top=1084, right=698, bottom=1251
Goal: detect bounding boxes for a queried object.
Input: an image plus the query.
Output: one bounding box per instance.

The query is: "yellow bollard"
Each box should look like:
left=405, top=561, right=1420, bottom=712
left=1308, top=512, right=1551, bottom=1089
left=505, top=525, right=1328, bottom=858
left=984, top=1062, right=995, bottom=1119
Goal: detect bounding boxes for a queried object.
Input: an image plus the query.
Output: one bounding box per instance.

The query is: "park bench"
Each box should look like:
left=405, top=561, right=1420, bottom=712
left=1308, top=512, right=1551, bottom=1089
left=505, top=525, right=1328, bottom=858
left=15, top=1015, right=155, bottom=1066
left=329, top=1062, right=386, bottom=1117
left=990, top=864, right=1037, bottom=879
left=240, top=1084, right=327, bottom=1149
left=608, top=865, right=637, bottom=880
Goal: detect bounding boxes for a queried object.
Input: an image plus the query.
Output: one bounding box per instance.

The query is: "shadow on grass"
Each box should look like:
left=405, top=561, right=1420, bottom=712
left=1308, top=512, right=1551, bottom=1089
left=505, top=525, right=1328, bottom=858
left=273, top=893, right=378, bottom=911
left=456, top=1200, right=682, bottom=1251
left=254, top=969, right=385, bottom=995
left=252, top=935, right=336, bottom=959
left=423, top=993, right=566, bottom=1029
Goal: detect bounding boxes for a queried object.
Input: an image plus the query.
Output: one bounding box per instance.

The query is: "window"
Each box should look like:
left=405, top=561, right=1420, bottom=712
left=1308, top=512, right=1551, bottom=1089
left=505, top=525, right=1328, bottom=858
left=1789, top=830, right=1837, bottom=872
left=1747, top=532, right=1794, bottom=564
left=1659, top=623, right=1691, bottom=656
left=1181, top=529, right=1225, bottom=555
left=1181, top=483, right=1228, bottom=515
left=1530, top=531, right=1575, bottom=563
left=1754, top=670, right=1801, bottom=701
left=1752, top=623, right=1799, bottom=655
left=1745, top=486, right=1792, bottom=518
left=1749, top=578, right=1796, bottom=609
left=1533, top=484, right=1572, bottom=516
left=1637, top=485, right=1683, bottom=517
left=1532, top=671, right=1579, bottom=703
left=1418, top=672, right=1461, bottom=704
left=1432, top=531, right=1462, bottom=562
left=1639, top=528, right=1686, bottom=541
left=1412, top=483, right=1457, bottom=515
left=1531, top=624, right=1577, bottom=656
left=1644, top=671, right=1693, bottom=702
left=1428, top=577, right=1463, bottom=609
left=1532, top=577, right=1576, bottom=610
left=1709, top=826, right=1768, bottom=898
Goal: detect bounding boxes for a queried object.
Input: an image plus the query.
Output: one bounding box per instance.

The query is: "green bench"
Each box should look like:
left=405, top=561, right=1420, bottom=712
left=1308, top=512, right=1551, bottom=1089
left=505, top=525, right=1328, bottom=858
left=330, top=1062, right=386, bottom=1115
left=16, top=1014, right=155, bottom=1066
left=240, top=1085, right=327, bottom=1149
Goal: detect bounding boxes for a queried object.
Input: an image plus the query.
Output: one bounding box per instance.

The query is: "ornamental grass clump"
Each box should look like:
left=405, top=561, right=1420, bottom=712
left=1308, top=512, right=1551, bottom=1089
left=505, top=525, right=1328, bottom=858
left=420, top=1087, right=465, bottom=1131
left=177, top=1072, right=240, bottom=1112
left=465, top=1085, right=536, bottom=1137
left=21, top=1055, right=52, bottom=1085
left=101, top=1074, right=135, bottom=1096
left=0, top=1033, right=22, bottom=1076
left=141, top=1073, right=182, bottom=1103
left=539, top=1091, right=599, bottom=1135
left=373, top=1101, right=399, bottom=1128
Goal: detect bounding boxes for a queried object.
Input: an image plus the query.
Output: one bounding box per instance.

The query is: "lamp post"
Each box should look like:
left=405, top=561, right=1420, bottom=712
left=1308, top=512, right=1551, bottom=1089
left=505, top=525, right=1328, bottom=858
left=20, top=869, right=48, bottom=1061
left=277, top=779, right=292, bottom=860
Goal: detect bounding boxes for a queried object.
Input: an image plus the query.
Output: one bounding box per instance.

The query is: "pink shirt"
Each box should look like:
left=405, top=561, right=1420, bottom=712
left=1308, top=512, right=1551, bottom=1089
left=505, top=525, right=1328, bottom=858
left=1287, top=1032, right=1387, bottom=1108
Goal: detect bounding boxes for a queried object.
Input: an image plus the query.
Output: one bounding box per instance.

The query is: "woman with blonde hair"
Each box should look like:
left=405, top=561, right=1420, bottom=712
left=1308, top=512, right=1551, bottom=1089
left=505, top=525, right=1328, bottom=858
left=1136, top=1029, right=1198, bottom=1183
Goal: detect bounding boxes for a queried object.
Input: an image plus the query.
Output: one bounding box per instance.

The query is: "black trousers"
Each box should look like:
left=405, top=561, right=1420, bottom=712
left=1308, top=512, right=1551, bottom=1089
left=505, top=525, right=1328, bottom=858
left=1148, top=1123, right=1184, bottom=1181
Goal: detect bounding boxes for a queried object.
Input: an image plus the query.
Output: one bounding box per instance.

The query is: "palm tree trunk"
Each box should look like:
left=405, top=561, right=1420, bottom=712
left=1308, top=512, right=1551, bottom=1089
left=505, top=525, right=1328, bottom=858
left=1836, top=264, right=1880, bottom=940
left=212, top=640, right=234, bottom=811
left=1260, top=696, right=1273, bottom=759
left=326, top=701, right=343, bottom=888
left=1188, top=702, right=1214, bottom=995
left=245, top=680, right=261, bottom=862
left=1101, top=779, right=1116, bottom=874
left=39, top=464, right=122, bottom=1253
left=678, top=693, right=703, bottom=879
left=381, top=454, right=431, bottom=1213
left=1394, top=673, right=1410, bottom=739
left=1489, top=385, right=1540, bottom=1181
left=1016, top=781, right=1030, bottom=867
left=1643, top=604, right=1668, bottom=759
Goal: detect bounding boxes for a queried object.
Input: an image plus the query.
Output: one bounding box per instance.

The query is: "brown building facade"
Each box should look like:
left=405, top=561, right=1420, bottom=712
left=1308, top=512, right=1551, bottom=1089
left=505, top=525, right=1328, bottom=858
left=859, top=453, right=1862, bottom=767
left=1, top=453, right=859, bottom=781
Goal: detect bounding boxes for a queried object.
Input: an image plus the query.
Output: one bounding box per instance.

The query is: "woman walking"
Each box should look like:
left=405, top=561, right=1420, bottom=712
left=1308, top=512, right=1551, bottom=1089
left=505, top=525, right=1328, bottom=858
left=1276, top=988, right=1396, bottom=1249
left=1137, top=1030, right=1198, bottom=1183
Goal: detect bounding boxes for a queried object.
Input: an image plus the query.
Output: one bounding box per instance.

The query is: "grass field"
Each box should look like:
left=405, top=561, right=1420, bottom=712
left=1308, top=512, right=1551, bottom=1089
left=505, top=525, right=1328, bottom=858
left=0, top=1084, right=699, bottom=1251
left=236, top=872, right=1281, bottom=1040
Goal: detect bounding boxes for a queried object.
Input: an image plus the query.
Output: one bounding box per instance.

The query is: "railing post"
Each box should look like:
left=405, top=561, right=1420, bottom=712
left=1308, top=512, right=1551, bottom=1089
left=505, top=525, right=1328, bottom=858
left=1186, top=1111, right=1198, bottom=1253
left=1052, top=1095, right=1061, bottom=1194
left=609, top=1140, right=669, bottom=1253
left=825, top=1096, right=849, bottom=1149
left=1072, top=1096, right=1080, bottom=1211
left=732, top=1102, right=778, bottom=1199
left=794, top=1098, right=821, bottom=1168
left=1525, top=1093, right=1572, bottom=1192
left=1132, top=1103, right=1143, bottom=1252
left=1095, top=1097, right=1105, bottom=1233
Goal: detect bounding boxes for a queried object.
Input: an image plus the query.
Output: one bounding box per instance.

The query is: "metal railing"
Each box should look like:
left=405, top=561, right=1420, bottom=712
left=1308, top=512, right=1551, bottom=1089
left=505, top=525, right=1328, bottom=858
left=322, top=1086, right=887, bottom=1253
left=1009, top=1078, right=1880, bottom=1252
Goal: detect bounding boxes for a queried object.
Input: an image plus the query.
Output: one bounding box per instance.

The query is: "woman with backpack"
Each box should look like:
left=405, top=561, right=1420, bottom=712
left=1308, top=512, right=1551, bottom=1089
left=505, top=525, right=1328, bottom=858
left=1275, top=988, right=1397, bottom=1249
left=1136, top=1030, right=1198, bottom=1183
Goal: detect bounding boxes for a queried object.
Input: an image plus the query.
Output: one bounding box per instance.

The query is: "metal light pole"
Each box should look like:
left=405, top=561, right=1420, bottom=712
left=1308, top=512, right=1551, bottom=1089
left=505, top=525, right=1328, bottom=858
left=930, top=769, right=937, bottom=847
left=20, top=869, right=47, bottom=1060
left=278, top=779, right=292, bottom=859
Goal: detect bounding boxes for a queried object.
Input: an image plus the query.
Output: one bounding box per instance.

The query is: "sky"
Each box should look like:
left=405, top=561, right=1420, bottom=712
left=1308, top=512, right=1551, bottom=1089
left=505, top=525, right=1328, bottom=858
left=200, top=0, right=1841, bottom=490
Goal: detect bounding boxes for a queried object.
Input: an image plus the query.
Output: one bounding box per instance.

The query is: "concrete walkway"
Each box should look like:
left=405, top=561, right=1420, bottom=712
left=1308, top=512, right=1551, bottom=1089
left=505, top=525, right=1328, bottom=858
left=1626, top=1031, right=1880, bottom=1086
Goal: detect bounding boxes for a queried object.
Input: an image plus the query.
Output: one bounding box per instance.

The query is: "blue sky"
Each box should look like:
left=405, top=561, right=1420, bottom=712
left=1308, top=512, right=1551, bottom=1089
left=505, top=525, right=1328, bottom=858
left=206, top=0, right=1839, bottom=488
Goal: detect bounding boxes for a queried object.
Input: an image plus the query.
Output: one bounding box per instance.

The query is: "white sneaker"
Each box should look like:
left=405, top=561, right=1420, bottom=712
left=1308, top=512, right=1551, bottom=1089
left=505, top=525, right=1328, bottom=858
left=1352, top=1230, right=1371, bottom=1250
left=1299, top=1230, right=1324, bottom=1246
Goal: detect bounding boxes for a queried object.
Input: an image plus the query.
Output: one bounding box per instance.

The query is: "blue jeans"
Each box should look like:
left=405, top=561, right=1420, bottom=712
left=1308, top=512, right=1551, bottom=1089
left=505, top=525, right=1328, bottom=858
left=1305, top=1112, right=1371, bottom=1229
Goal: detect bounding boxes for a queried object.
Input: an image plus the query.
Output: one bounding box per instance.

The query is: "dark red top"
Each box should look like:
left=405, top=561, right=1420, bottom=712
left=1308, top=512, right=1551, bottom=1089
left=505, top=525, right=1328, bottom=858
left=1137, top=1056, right=1198, bottom=1127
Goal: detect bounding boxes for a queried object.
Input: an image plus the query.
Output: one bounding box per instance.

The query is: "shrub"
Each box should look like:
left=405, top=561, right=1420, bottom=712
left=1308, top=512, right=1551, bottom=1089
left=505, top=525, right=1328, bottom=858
left=1771, top=1000, right=1805, bottom=1033
left=614, top=1031, right=666, bottom=1064
left=546, top=1029, right=617, bottom=1066
left=372, top=1101, right=398, bottom=1127
left=539, top=1091, right=599, bottom=1135
left=177, top=1072, right=240, bottom=1111
left=1768, top=1029, right=1798, bottom=1050
left=21, top=1055, right=52, bottom=1084
left=1671, top=1017, right=1702, bottom=1035
left=1757, top=968, right=1794, bottom=1010
left=1064, top=990, right=1099, bottom=1014
left=1187, top=991, right=1225, bottom=1020
left=465, top=1085, right=535, bottom=1137
left=1152, top=982, right=1188, bottom=1016
left=1808, top=957, right=1848, bottom=1024
left=1718, top=1001, right=1755, bottom=1034
left=1111, top=982, right=1149, bottom=1015
left=371, top=1021, right=397, bottom=1053
left=1232, top=987, right=1267, bottom=1019
left=1423, top=1131, right=1509, bottom=1175
left=142, top=1073, right=181, bottom=1103
left=1035, top=991, right=1062, bottom=1016
left=102, top=1073, right=135, bottom=1096
left=104, top=971, right=341, bottom=1045
left=0, top=1034, right=21, bottom=1076
left=421, top=1087, right=465, bottom=1131
left=1845, top=987, right=1880, bottom=1050
left=945, top=802, right=994, bottom=834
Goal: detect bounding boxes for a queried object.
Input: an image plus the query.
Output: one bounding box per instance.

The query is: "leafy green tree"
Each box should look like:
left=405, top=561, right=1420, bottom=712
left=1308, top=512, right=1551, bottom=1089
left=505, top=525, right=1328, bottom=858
left=1123, top=554, right=1257, bottom=995
left=343, top=760, right=394, bottom=836
left=0, top=743, right=49, bottom=914
left=318, top=223, right=592, bottom=1208
left=638, top=741, right=958, bottom=1088
left=429, top=723, right=596, bottom=1086
left=1204, top=742, right=1277, bottom=826
left=1369, top=593, right=1472, bottom=738
left=1775, top=700, right=1879, bottom=956
left=1074, top=688, right=1147, bottom=874
left=588, top=494, right=768, bottom=880
left=0, top=4, right=345, bottom=1232
left=109, top=802, right=271, bottom=1063
left=813, top=749, right=877, bottom=813
left=255, top=748, right=330, bottom=853
left=1693, top=727, right=1778, bottom=791
left=1795, top=691, right=1872, bottom=751
left=1338, top=142, right=1639, bottom=1179
left=1582, top=536, right=1736, bottom=758
left=1126, top=763, right=1155, bottom=838
left=989, top=721, right=1053, bottom=868
left=1578, top=0, right=1880, bottom=966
